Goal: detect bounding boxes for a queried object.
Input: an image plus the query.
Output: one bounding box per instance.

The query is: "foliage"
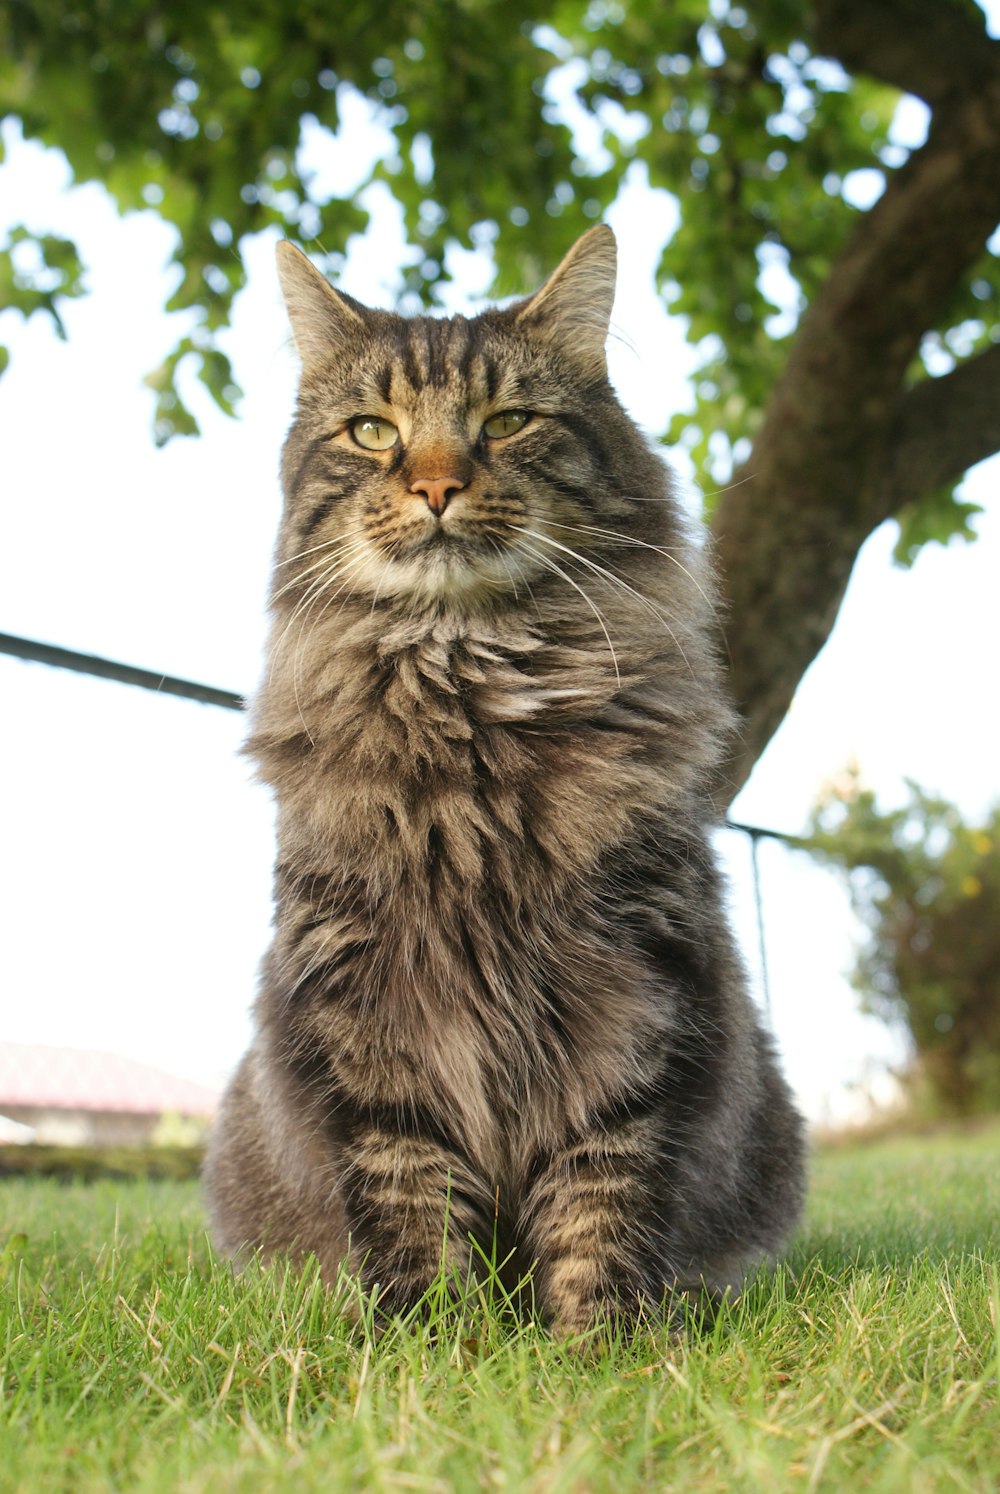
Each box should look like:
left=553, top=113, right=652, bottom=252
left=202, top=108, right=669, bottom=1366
left=0, top=1142, right=203, bottom=1181
left=1, top=1129, right=999, bottom=1491
left=0, top=224, right=86, bottom=372
left=1, top=2, right=997, bottom=557
left=808, top=769, right=1000, bottom=1116
left=892, top=482, right=985, bottom=567
left=0, top=0, right=595, bottom=442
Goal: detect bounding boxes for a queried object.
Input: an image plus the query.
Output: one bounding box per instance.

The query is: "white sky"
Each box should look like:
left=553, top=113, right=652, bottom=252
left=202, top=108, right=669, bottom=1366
left=1, top=35, right=998, bottom=1126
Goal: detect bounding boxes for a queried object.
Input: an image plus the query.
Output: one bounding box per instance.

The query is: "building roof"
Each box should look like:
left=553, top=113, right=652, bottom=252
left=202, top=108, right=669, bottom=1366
left=0, top=1042, right=220, bottom=1117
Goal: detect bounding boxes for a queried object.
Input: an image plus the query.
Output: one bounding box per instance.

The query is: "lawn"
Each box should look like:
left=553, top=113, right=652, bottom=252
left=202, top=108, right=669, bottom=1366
left=2, top=1123, right=998, bottom=1492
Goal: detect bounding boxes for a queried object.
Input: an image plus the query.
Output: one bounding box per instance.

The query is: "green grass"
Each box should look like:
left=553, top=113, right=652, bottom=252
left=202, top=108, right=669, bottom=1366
left=2, top=1124, right=998, bottom=1492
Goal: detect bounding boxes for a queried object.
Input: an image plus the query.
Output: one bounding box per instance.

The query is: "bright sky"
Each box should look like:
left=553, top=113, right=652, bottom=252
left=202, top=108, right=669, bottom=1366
left=1, top=38, right=998, bottom=1125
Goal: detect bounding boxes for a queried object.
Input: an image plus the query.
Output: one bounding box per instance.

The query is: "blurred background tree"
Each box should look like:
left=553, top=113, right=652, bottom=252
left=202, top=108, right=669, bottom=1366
left=808, top=770, right=1000, bottom=1117
left=3, top=0, right=999, bottom=795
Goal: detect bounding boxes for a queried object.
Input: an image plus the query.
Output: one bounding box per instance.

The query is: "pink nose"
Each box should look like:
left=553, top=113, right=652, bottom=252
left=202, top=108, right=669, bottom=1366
left=409, top=476, right=466, bottom=516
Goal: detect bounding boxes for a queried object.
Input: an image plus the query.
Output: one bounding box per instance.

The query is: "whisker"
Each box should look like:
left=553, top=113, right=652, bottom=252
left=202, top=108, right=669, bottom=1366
left=485, top=536, right=521, bottom=605
left=697, top=470, right=758, bottom=503
left=286, top=552, right=374, bottom=733
left=510, top=525, right=692, bottom=675
left=272, top=550, right=362, bottom=660
left=539, top=520, right=716, bottom=612
left=271, top=570, right=334, bottom=677
left=274, top=535, right=361, bottom=570
left=508, top=536, right=622, bottom=688
left=271, top=537, right=372, bottom=604
left=368, top=549, right=397, bottom=616
left=269, top=545, right=370, bottom=689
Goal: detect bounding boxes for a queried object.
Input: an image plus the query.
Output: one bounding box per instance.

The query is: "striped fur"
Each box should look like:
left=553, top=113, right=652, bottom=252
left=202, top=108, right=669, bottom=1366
left=204, top=227, right=805, bottom=1335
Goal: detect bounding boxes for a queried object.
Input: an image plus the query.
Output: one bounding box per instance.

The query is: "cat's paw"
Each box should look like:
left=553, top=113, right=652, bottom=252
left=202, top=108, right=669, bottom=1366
left=545, top=1281, right=641, bottom=1347
left=544, top=1269, right=683, bottom=1351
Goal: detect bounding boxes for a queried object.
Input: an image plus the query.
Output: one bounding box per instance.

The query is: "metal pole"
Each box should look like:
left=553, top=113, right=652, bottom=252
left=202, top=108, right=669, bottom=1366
left=748, top=829, right=772, bottom=1014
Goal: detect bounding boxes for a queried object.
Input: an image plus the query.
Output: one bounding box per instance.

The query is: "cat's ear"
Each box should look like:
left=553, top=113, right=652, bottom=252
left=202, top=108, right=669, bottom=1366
left=276, top=241, right=367, bottom=367
left=515, top=225, right=617, bottom=378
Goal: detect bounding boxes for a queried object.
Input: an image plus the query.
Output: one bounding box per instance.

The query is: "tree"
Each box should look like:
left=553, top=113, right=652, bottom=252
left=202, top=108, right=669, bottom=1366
left=808, top=771, right=1000, bottom=1116
left=3, top=0, right=999, bottom=796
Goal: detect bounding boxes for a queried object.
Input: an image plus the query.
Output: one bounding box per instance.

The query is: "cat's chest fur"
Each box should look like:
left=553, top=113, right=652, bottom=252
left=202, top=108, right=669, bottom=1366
left=252, top=608, right=667, bottom=892
left=250, top=610, right=674, bottom=1167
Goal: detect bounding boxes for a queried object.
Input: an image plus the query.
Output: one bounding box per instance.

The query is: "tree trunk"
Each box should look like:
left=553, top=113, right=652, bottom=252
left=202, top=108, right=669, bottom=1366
left=711, top=0, right=1000, bottom=802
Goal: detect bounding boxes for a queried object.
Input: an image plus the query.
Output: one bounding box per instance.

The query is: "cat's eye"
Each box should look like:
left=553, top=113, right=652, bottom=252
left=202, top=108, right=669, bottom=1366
left=483, top=410, right=530, bottom=439
left=350, top=416, right=399, bottom=451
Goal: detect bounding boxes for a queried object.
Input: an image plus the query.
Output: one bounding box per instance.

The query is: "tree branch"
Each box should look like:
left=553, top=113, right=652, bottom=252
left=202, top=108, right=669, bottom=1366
left=711, top=50, right=1000, bottom=801
left=881, top=343, right=1000, bottom=515
left=813, top=0, right=999, bottom=107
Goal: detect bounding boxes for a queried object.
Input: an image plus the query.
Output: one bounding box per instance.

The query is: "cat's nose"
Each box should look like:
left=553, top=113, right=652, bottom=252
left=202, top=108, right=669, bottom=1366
left=409, top=475, right=466, bottom=516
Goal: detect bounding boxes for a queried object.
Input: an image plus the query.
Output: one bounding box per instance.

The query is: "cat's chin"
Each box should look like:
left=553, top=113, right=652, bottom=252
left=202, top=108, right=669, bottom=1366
left=357, top=535, right=524, bottom=607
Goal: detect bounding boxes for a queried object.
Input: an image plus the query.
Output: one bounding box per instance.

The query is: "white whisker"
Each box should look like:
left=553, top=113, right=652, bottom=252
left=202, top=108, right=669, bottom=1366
left=274, top=534, right=359, bottom=570
left=288, top=553, right=376, bottom=735
left=268, top=544, right=374, bottom=740
left=510, top=525, right=692, bottom=674
left=540, top=519, right=716, bottom=613
left=485, top=536, right=522, bottom=606
left=270, top=536, right=372, bottom=604
left=698, top=470, right=758, bottom=502
left=509, top=536, right=622, bottom=687
left=368, top=549, right=397, bottom=616
left=271, top=550, right=361, bottom=672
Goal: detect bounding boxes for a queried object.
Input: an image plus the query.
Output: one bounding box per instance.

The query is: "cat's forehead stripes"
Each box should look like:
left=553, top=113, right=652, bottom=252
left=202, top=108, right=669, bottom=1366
left=376, top=314, right=506, bottom=409
left=306, top=305, right=531, bottom=426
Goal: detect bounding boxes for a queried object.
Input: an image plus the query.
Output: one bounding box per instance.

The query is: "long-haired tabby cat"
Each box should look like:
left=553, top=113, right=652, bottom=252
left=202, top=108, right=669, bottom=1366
left=205, top=225, right=805, bottom=1337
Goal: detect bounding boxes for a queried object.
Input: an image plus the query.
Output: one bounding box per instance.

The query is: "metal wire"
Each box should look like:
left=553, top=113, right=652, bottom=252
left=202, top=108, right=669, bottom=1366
left=0, top=631, right=244, bottom=711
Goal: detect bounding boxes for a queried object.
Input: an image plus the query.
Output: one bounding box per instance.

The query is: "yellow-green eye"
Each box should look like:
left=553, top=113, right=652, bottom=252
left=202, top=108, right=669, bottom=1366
left=483, top=410, right=530, bottom=439
left=350, top=416, right=399, bottom=451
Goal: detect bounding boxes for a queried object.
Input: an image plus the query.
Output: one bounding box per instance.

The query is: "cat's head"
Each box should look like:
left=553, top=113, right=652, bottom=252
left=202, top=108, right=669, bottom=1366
left=274, top=227, right=660, bottom=611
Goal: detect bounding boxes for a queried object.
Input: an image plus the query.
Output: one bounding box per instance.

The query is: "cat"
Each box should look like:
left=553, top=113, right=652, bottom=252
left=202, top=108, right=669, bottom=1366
left=204, top=225, right=805, bottom=1337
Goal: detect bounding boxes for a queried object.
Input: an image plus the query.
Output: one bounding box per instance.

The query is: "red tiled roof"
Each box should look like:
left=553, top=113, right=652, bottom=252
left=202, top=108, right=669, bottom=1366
left=0, top=1042, right=220, bottom=1116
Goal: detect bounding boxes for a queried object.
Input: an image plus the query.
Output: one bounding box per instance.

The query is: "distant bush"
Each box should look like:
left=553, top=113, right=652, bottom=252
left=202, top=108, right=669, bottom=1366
left=808, top=771, right=1000, bottom=1117
left=0, top=1144, right=203, bottom=1181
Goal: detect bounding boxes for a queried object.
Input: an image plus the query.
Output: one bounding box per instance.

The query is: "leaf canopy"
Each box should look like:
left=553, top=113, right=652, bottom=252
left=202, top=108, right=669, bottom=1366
left=2, top=0, right=997, bottom=557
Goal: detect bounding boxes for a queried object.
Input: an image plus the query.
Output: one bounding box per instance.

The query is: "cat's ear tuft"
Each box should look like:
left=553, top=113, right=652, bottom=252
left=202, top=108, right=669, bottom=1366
left=276, top=241, right=367, bottom=368
left=515, top=225, right=617, bottom=379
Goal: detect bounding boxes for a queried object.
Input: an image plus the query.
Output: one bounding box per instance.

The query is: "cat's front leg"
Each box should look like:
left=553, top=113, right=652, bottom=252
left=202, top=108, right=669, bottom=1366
left=521, top=1116, right=667, bottom=1340
left=337, top=1110, right=494, bottom=1317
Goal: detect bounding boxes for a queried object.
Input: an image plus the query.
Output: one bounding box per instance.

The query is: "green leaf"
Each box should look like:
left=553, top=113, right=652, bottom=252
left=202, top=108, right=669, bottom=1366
left=198, top=347, right=242, bottom=417
left=892, top=484, right=984, bottom=567
left=0, top=226, right=86, bottom=336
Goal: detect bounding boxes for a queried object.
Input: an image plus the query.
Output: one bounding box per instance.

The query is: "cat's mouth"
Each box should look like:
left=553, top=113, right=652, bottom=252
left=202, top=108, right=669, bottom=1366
left=382, top=515, right=505, bottom=562
left=420, top=527, right=456, bottom=551
left=410, top=526, right=503, bottom=579
left=364, top=518, right=522, bottom=601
